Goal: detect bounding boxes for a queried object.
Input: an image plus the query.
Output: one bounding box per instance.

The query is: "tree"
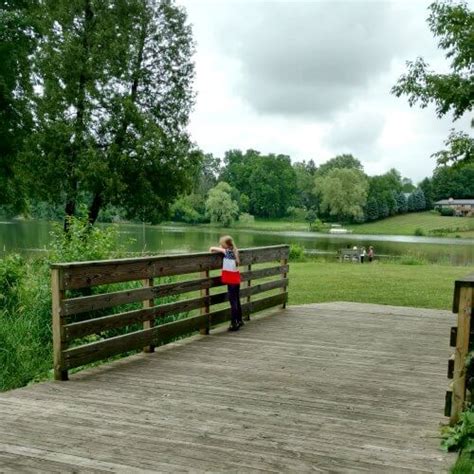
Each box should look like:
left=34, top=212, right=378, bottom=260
left=315, top=168, right=368, bottom=221
left=418, top=177, right=435, bottom=209
left=0, top=1, right=36, bottom=211
left=392, top=1, right=473, bottom=166
left=205, top=182, right=239, bottom=227
left=21, top=0, right=197, bottom=228
left=365, top=198, right=379, bottom=221
left=412, top=189, right=427, bottom=211
left=221, top=150, right=297, bottom=218
left=378, top=200, right=389, bottom=219
left=401, top=177, right=416, bottom=193
left=315, top=154, right=363, bottom=176
left=431, top=163, right=474, bottom=199
left=293, top=161, right=319, bottom=209
left=407, top=193, right=416, bottom=212
left=396, top=192, right=408, bottom=213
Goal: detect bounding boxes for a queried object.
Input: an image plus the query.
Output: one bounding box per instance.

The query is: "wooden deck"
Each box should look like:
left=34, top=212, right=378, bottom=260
left=0, top=302, right=455, bottom=473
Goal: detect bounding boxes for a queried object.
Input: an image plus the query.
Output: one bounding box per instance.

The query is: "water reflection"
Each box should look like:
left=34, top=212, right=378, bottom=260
left=0, top=220, right=473, bottom=266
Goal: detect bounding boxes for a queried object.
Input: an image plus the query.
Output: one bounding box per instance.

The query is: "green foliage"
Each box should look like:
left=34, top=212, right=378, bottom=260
left=316, top=168, right=368, bottom=221
left=49, top=216, right=122, bottom=263
left=0, top=254, right=24, bottom=310
left=396, top=192, right=408, bottom=213
left=205, top=182, right=239, bottom=227
left=440, top=206, right=456, bottom=216
left=432, top=163, right=474, bottom=200
left=442, top=408, right=474, bottom=454
left=220, top=150, right=297, bottom=218
left=293, top=160, right=318, bottom=209
left=414, top=227, right=426, bottom=236
left=315, top=154, right=363, bottom=176
left=392, top=0, right=474, bottom=166
left=0, top=216, right=126, bottom=392
left=305, top=209, right=318, bottom=228
left=238, top=213, right=255, bottom=226
left=170, top=194, right=206, bottom=224
left=289, top=244, right=306, bottom=262
left=286, top=206, right=307, bottom=221
left=18, top=0, right=198, bottom=225
left=0, top=2, right=35, bottom=211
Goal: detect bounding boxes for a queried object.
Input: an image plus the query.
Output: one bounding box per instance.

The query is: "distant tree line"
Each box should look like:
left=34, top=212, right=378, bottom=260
left=165, top=151, right=474, bottom=227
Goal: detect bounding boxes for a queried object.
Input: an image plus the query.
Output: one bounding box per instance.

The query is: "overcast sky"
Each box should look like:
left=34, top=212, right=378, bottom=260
left=178, top=0, right=472, bottom=183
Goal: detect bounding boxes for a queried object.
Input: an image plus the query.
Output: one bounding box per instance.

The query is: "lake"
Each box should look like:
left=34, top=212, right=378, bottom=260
left=1, top=220, right=473, bottom=266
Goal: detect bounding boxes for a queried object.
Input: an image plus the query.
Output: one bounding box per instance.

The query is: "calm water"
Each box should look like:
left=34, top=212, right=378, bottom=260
left=1, top=220, right=473, bottom=266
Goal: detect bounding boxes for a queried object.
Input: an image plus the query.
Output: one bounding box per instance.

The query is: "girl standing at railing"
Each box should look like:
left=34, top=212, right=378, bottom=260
left=210, top=236, right=244, bottom=331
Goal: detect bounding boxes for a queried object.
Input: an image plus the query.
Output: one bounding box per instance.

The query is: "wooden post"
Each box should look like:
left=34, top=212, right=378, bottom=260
left=143, top=278, right=155, bottom=353
left=281, top=256, right=288, bottom=309
left=451, top=286, right=473, bottom=424
left=245, top=264, right=251, bottom=321
left=200, top=270, right=210, bottom=335
left=52, top=268, right=68, bottom=381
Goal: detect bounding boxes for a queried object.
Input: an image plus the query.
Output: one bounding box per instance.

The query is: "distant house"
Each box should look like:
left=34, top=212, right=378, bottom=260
left=434, top=198, right=474, bottom=217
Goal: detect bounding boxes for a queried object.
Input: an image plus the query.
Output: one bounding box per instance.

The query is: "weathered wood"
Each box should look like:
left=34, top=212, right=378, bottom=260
left=61, top=265, right=289, bottom=317
left=64, top=279, right=288, bottom=341
left=62, top=293, right=288, bottom=370
left=52, top=269, right=68, bottom=381
left=453, top=272, right=474, bottom=313
left=281, top=256, right=288, bottom=309
left=245, top=264, right=251, bottom=321
left=54, top=246, right=289, bottom=290
left=64, top=295, right=210, bottom=341
left=450, top=286, right=473, bottom=424
left=61, top=275, right=223, bottom=316
left=1, top=302, right=454, bottom=473
left=142, top=278, right=154, bottom=353
left=63, top=314, right=209, bottom=369
left=200, top=270, right=210, bottom=335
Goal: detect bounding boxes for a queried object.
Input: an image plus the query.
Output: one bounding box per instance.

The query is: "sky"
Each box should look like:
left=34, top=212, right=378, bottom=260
left=177, top=0, right=472, bottom=183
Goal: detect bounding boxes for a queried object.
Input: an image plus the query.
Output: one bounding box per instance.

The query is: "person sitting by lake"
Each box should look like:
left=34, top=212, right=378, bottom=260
left=368, top=246, right=374, bottom=262
left=209, top=235, right=244, bottom=332
left=360, top=247, right=367, bottom=263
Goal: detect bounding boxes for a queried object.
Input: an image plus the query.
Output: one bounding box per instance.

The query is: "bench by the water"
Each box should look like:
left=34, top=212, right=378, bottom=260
left=339, top=248, right=361, bottom=262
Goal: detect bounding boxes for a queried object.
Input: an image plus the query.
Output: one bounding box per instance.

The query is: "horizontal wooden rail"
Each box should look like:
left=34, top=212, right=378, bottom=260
left=446, top=272, right=474, bottom=424
left=51, top=245, right=290, bottom=380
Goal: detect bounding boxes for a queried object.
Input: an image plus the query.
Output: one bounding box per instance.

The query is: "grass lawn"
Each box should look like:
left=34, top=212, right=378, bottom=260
left=347, top=212, right=474, bottom=237
left=288, top=260, right=471, bottom=310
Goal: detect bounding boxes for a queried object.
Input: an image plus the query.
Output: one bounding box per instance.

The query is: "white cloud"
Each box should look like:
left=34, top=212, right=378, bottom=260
left=179, top=0, right=472, bottom=183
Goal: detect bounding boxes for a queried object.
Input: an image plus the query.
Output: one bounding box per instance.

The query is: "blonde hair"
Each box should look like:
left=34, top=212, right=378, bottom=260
left=219, top=235, right=235, bottom=249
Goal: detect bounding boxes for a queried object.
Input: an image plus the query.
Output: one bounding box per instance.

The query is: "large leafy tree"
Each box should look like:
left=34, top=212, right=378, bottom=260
left=315, top=168, right=368, bottom=222
left=0, top=1, right=36, bottom=211
left=205, top=182, right=239, bottom=227
left=315, top=154, right=363, bottom=176
left=221, top=150, right=297, bottom=218
left=21, top=0, right=198, bottom=227
left=392, top=0, right=473, bottom=166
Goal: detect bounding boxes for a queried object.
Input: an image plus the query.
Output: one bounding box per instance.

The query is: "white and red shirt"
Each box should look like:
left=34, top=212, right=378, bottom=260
left=221, top=249, right=241, bottom=285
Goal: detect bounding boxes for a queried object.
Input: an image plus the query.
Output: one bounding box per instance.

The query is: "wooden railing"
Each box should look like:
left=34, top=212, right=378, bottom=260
left=51, top=245, right=289, bottom=381
left=446, top=272, right=474, bottom=424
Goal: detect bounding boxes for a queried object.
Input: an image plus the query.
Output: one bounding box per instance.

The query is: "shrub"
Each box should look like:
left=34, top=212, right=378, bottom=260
left=238, top=213, right=255, bottom=226
left=289, top=244, right=306, bottom=262
left=439, top=207, right=455, bottom=216
left=0, top=254, right=24, bottom=310
left=398, top=254, right=428, bottom=265
left=414, top=228, right=425, bottom=236
left=286, top=206, right=307, bottom=221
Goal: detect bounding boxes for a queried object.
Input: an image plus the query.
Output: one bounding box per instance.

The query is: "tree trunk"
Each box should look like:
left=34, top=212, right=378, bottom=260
left=63, top=198, right=76, bottom=232
left=88, top=192, right=103, bottom=225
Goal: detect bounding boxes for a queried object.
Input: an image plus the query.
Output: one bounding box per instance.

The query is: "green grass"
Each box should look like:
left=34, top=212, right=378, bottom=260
left=288, top=260, right=470, bottom=310
left=347, top=212, right=474, bottom=237
left=231, top=218, right=310, bottom=232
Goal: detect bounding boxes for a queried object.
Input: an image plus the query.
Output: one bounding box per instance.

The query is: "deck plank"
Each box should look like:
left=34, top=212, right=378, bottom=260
left=0, top=302, right=455, bottom=472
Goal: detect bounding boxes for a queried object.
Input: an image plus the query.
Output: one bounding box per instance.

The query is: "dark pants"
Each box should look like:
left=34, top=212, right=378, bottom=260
left=228, top=284, right=242, bottom=325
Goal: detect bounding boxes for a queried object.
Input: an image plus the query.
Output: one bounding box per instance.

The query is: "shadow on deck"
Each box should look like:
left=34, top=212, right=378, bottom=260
left=0, top=303, right=455, bottom=473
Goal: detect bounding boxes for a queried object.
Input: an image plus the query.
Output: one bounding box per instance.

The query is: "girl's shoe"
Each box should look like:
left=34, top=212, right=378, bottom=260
left=228, top=324, right=240, bottom=332
left=238, top=320, right=245, bottom=327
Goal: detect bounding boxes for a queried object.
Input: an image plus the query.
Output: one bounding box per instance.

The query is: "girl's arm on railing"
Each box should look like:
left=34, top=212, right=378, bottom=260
left=209, top=246, right=225, bottom=254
